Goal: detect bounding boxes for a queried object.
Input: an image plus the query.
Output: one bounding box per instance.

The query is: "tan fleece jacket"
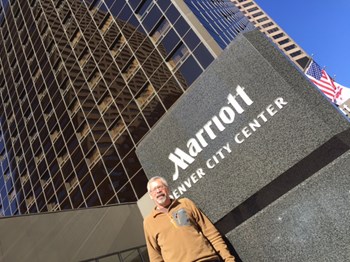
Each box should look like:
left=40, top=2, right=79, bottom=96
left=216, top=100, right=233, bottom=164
left=144, top=198, right=235, bottom=262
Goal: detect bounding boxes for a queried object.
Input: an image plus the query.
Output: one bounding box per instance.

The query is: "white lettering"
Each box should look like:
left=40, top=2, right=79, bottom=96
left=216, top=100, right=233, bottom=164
left=206, top=158, right=215, bottom=169
left=169, top=149, right=195, bottom=181
left=169, top=85, right=254, bottom=180
left=178, top=184, right=187, bottom=195
left=241, top=126, right=252, bottom=138
left=195, top=129, right=207, bottom=147
left=248, top=119, right=261, bottom=132
left=216, top=148, right=225, bottom=159
left=213, top=155, right=219, bottom=164
left=187, top=138, right=202, bottom=157
left=219, top=106, right=235, bottom=124
left=205, top=143, right=232, bottom=169
left=212, top=116, right=225, bottom=132
left=172, top=190, right=180, bottom=199
left=235, top=133, right=244, bottom=144
left=196, top=168, right=205, bottom=178
left=227, top=85, right=253, bottom=113
left=171, top=97, right=289, bottom=196
left=274, top=97, right=288, bottom=109
left=234, top=98, right=288, bottom=145
left=190, top=173, right=199, bottom=183
left=223, top=143, right=231, bottom=154
left=203, top=121, right=217, bottom=139
left=257, top=112, right=268, bottom=122
left=184, top=178, right=192, bottom=188
left=266, top=104, right=277, bottom=116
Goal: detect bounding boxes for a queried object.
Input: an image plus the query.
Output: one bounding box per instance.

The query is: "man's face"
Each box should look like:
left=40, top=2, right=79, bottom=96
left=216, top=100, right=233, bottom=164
left=149, top=179, right=171, bottom=208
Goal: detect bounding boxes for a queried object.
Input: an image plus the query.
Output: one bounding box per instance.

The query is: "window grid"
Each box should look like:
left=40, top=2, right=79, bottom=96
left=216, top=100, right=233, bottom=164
left=0, top=0, right=219, bottom=216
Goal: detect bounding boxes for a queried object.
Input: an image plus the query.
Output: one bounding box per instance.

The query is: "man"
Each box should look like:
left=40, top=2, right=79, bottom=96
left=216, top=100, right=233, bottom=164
left=143, top=176, right=236, bottom=262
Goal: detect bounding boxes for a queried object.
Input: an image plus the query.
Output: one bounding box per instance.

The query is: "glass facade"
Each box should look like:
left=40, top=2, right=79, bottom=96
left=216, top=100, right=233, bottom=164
left=0, top=0, right=252, bottom=216
left=184, top=0, right=254, bottom=49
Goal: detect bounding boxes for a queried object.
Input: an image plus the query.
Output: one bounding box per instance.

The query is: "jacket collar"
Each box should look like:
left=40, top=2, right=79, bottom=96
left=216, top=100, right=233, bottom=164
left=152, top=198, right=180, bottom=217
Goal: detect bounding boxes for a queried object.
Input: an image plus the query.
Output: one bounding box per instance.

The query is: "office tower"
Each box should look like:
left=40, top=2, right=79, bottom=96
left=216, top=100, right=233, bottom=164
left=232, top=0, right=311, bottom=70
left=175, top=0, right=255, bottom=50
left=0, top=0, right=253, bottom=216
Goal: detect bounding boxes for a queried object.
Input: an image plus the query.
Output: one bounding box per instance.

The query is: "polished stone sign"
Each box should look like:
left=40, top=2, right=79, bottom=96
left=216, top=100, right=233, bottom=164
left=136, top=30, right=350, bottom=261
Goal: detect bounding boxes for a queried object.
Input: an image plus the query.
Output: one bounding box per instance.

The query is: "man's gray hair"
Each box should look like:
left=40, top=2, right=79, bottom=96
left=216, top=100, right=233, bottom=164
left=147, top=176, right=168, bottom=192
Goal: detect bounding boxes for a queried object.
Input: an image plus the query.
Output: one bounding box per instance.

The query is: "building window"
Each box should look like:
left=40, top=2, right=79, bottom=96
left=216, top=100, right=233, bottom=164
left=174, top=19, right=191, bottom=38
left=252, top=11, right=263, bottom=18
left=262, top=22, right=274, bottom=28
left=89, top=0, right=103, bottom=15
left=267, top=27, right=279, bottom=34
left=183, top=29, right=200, bottom=50
left=177, top=56, right=202, bottom=87
left=99, top=13, right=113, bottom=34
left=8, top=189, right=16, bottom=202
left=25, top=195, right=35, bottom=209
left=160, top=29, right=180, bottom=57
left=78, top=48, right=91, bottom=67
left=135, top=82, right=155, bottom=108
left=110, top=35, right=126, bottom=57
left=98, top=94, right=113, bottom=113
left=151, top=17, right=170, bottom=42
left=62, top=11, right=72, bottom=29
left=247, top=7, right=258, bottom=12
left=290, top=50, right=302, bottom=57
left=193, top=43, right=214, bottom=69
left=136, top=0, right=153, bottom=17
left=257, top=17, right=268, bottom=23
left=142, top=4, right=162, bottom=32
left=167, top=43, right=189, bottom=69
left=272, top=32, right=284, bottom=39
left=278, top=38, right=290, bottom=45
left=65, top=174, right=79, bottom=193
left=165, top=4, right=180, bottom=23
left=243, top=2, right=254, bottom=8
left=122, top=58, right=140, bottom=80
left=109, top=118, right=126, bottom=140
left=88, top=69, right=102, bottom=88
left=284, top=44, right=296, bottom=51
left=70, top=30, right=82, bottom=48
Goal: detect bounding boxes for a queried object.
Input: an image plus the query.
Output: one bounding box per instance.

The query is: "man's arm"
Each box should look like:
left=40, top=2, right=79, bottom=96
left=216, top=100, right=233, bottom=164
left=143, top=220, right=164, bottom=262
left=186, top=199, right=236, bottom=262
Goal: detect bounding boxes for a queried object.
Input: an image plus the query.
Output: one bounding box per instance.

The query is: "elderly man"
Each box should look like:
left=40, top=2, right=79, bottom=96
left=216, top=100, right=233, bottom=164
left=143, top=176, right=236, bottom=262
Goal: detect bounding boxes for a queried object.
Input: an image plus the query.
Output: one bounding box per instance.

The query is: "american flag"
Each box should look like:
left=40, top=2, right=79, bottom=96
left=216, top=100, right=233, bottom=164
left=305, top=60, right=341, bottom=103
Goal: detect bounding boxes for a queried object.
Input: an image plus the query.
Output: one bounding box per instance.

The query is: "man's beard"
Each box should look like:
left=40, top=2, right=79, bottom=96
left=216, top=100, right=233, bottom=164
left=157, top=195, right=167, bottom=205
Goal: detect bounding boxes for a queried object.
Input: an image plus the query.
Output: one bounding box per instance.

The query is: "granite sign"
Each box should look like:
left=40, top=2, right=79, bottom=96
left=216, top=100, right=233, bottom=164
left=136, top=31, right=350, bottom=261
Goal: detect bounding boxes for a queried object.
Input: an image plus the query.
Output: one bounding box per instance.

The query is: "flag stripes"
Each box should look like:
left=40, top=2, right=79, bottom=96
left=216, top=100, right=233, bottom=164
left=305, top=61, right=338, bottom=102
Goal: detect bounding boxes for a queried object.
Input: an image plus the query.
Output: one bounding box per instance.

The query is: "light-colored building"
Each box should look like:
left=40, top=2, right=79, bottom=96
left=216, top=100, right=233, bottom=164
left=232, top=0, right=311, bottom=70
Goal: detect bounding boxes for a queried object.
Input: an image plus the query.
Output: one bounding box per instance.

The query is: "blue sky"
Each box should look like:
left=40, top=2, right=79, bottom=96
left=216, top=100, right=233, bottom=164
left=254, top=0, right=350, bottom=87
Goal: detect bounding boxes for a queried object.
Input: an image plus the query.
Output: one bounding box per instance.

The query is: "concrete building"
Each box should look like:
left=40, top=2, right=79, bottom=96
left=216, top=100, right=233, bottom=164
left=232, top=0, right=311, bottom=70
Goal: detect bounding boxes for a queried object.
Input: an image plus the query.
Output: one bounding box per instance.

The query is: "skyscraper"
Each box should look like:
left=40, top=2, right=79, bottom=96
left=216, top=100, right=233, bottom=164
left=232, top=0, right=311, bottom=70
left=0, top=0, right=254, bottom=217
